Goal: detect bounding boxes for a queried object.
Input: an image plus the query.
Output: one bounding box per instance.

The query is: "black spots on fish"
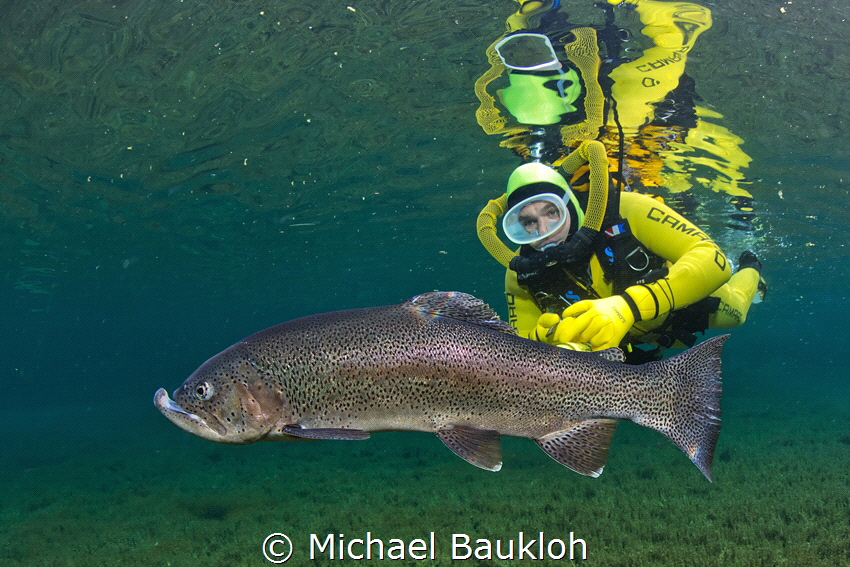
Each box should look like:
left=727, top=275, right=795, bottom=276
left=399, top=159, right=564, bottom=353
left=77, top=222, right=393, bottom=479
left=624, top=336, right=725, bottom=481
left=198, top=301, right=621, bottom=440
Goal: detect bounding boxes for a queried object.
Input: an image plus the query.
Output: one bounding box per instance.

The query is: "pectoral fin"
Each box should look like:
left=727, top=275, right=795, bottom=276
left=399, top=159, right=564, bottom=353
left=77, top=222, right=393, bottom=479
left=436, top=425, right=503, bottom=471
left=535, top=419, right=618, bottom=478
left=282, top=425, right=370, bottom=440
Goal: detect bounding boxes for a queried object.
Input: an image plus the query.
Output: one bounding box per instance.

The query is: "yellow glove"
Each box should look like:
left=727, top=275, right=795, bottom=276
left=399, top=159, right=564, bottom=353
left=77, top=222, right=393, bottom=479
left=529, top=313, right=593, bottom=351
left=555, top=295, right=637, bottom=350
left=530, top=312, right=562, bottom=344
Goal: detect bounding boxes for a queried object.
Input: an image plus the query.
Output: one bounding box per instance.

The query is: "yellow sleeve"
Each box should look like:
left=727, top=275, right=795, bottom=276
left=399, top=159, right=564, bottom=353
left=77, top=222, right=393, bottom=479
left=619, top=192, right=731, bottom=321
left=505, top=267, right=543, bottom=339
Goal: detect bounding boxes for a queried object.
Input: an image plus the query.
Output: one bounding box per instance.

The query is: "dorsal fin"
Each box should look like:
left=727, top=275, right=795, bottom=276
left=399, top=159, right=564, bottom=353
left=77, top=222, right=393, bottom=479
left=406, top=291, right=516, bottom=335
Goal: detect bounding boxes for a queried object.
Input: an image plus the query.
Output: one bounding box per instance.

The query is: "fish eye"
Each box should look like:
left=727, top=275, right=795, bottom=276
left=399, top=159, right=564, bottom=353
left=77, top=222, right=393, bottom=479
left=194, top=381, right=214, bottom=400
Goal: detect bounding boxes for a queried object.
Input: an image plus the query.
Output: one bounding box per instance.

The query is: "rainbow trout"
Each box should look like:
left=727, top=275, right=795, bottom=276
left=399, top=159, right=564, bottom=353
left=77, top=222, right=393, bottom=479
left=154, top=292, right=725, bottom=480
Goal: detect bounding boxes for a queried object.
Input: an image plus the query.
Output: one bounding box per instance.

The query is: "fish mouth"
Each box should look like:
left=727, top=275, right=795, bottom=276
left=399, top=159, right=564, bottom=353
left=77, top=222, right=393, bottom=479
left=153, top=388, right=228, bottom=441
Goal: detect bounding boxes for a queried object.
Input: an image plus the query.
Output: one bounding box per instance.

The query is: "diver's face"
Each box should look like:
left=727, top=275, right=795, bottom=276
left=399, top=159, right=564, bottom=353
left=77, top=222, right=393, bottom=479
left=518, top=200, right=571, bottom=250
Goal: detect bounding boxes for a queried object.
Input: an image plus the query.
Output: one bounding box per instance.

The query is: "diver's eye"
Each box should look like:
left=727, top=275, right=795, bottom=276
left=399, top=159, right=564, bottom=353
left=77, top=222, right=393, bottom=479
left=194, top=381, right=214, bottom=400
left=543, top=206, right=560, bottom=219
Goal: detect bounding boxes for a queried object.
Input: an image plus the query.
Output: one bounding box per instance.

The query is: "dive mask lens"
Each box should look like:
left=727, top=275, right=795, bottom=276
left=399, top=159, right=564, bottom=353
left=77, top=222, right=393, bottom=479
left=494, top=33, right=560, bottom=71
left=502, top=193, right=569, bottom=245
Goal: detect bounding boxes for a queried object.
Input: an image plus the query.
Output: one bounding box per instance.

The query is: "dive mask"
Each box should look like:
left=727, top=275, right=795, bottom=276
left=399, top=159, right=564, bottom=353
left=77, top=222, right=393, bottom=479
left=503, top=193, right=569, bottom=245
left=494, top=33, right=561, bottom=71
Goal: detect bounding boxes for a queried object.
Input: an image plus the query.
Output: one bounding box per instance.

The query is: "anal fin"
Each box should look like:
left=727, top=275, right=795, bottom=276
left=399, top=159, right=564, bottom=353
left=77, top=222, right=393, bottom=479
left=436, top=425, right=502, bottom=471
left=282, top=425, right=370, bottom=440
left=535, top=419, right=618, bottom=478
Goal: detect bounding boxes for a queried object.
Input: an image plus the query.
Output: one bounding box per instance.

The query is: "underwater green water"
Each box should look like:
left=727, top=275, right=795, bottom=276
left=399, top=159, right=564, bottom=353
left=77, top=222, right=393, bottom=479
left=1, top=0, right=849, bottom=565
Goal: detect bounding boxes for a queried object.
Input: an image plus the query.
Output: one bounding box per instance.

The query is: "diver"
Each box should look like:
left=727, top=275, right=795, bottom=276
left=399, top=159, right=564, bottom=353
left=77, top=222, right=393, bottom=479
left=492, top=161, right=763, bottom=363
left=474, top=0, right=765, bottom=362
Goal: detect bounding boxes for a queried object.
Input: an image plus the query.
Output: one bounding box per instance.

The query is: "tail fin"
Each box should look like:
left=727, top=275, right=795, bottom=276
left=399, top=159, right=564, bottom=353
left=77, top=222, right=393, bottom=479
left=636, top=334, right=727, bottom=482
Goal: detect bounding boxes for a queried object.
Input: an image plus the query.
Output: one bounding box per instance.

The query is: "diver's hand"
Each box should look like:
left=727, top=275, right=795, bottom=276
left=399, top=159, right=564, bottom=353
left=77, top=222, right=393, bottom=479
left=555, top=296, right=636, bottom=350
left=531, top=313, right=562, bottom=344
left=529, top=313, right=593, bottom=350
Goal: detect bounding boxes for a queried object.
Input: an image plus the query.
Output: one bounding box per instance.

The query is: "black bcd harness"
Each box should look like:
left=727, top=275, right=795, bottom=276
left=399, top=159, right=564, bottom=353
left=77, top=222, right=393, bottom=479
left=510, top=210, right=719, bottom=362
left=511, top=215, right=665, bottom=315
